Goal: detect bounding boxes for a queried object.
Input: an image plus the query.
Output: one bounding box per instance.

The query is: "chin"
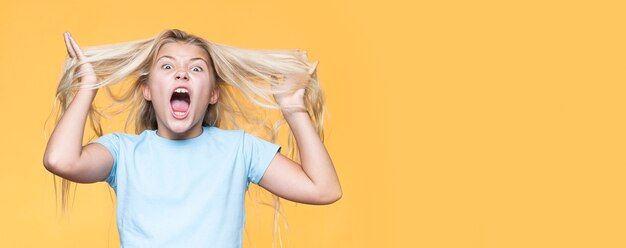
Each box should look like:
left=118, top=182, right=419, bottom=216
left=165, top=114, right=205, bottom=134
left=166, top=120, right=196, bottom=133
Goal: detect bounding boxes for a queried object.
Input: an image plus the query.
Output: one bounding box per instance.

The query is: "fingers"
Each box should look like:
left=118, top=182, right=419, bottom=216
left=271, top=51, right=317, bottom=83
left=63, top=32, right=76, bottom=58
left=308, top=60, right=319, bottom=75
left=64, top=32, right=86, bottom=60
left=68, top=33, right=86, bottom=60
left=63, top=32, right=98, bottom=85
left=295, top=49, right=318, bottom=76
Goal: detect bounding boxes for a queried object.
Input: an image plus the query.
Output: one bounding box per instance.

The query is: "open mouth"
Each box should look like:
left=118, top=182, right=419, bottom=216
left=170, top=87, right=191, bottom=119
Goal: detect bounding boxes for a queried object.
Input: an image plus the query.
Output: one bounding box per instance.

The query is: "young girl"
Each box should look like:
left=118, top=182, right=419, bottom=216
left=43, top=29, right=342, bottom=247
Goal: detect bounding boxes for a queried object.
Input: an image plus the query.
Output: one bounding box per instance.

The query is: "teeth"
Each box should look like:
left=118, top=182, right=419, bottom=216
left=174, top=88, right=189, bottom=93
left=174, top=111, right=186, bottom=116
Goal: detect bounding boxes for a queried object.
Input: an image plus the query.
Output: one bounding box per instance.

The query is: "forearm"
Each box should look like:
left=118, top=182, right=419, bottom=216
left=43, top=89, right=97, bottom=169
left=283, top=110, right=342, bottom=199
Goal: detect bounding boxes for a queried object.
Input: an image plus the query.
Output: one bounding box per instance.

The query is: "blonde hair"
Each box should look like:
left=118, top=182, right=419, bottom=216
left=50, top=29, right=325, bottom=247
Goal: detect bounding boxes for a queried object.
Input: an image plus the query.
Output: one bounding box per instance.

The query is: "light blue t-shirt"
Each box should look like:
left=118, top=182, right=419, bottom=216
left=92, top=126, right=281, bottom=248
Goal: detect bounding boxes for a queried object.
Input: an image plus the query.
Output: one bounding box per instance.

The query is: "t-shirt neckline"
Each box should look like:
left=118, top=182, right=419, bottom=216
left=149, top=126, right=212, bottom=146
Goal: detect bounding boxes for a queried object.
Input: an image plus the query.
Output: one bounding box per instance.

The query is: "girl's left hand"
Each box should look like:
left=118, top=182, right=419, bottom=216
left=273, top=55, right=318, bottom=110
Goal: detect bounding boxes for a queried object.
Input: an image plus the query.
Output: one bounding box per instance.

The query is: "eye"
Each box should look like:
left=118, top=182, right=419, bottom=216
left=161, top=64, right=173, bottom=69
left=191, top=66, right=204, bottom=72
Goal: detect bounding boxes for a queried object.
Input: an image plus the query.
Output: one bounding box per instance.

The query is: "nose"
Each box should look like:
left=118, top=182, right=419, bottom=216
left=175, top=70, right=189, bottom=81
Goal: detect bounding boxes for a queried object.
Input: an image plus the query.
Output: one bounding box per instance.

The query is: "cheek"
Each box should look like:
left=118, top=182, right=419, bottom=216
left=195, top=89, right=212, bottom=103
left=147, top=74, right=169, bottom=95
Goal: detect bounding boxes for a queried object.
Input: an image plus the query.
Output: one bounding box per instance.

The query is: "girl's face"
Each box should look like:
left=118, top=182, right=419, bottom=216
left=142, top=42, right=219, bottom=140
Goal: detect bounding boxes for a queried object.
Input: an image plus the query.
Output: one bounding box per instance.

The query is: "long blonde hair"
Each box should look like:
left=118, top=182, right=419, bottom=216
left=50, top=29, right=325, bottom=247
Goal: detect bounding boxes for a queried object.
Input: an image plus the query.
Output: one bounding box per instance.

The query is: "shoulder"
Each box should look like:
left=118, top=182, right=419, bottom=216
left=204, top=126, right=273, bottom=146
left=93, top=130, right=150, bottom=145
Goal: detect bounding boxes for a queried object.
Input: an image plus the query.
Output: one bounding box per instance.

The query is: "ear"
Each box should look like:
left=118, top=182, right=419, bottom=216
left=141, top=82, right=152, bottom=101
left=209, top=87, right=219, bottom=104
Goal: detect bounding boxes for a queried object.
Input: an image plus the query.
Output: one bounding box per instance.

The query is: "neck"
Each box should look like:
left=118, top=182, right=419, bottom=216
left=156, top=125, right=204, bottom=140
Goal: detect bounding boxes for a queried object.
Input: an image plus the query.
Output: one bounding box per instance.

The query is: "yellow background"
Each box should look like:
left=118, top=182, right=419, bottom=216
left=1, top=0, right=625, bottom=247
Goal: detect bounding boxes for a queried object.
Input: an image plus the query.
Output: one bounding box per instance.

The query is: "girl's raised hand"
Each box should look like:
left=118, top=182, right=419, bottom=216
left=272, top=50, right=318, bottom=111
left=64, top=32, right=97, bottom=86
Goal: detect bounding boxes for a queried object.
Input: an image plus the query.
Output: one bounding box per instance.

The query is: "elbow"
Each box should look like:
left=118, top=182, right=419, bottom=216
left=43, top=154, right=69, bottom=176
left=43, top=156, right=59, bottom=175
left=315, top=188, right=343, bottom=205
left=43, top=154, right=56, bottom=172
left=328, top=190, right=343, bottom=204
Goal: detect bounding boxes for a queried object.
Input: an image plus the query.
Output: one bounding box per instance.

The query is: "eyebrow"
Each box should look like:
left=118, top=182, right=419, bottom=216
left=157, top=55, right=209, bottom=66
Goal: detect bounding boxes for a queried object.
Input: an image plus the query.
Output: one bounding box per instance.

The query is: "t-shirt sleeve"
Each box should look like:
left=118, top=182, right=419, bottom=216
left=243, top=132, right=282, bottom=185
left=89, top=133, right=120, bottom=188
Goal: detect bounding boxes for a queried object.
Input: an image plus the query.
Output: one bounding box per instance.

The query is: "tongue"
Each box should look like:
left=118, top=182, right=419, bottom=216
left=171, top=99, right=190, bottom=112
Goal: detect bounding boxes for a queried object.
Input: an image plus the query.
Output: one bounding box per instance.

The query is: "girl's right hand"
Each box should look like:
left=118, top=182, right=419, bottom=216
left=43, top=32, right=114, bottom=184
left=64, top=32, right=97, bottom=86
